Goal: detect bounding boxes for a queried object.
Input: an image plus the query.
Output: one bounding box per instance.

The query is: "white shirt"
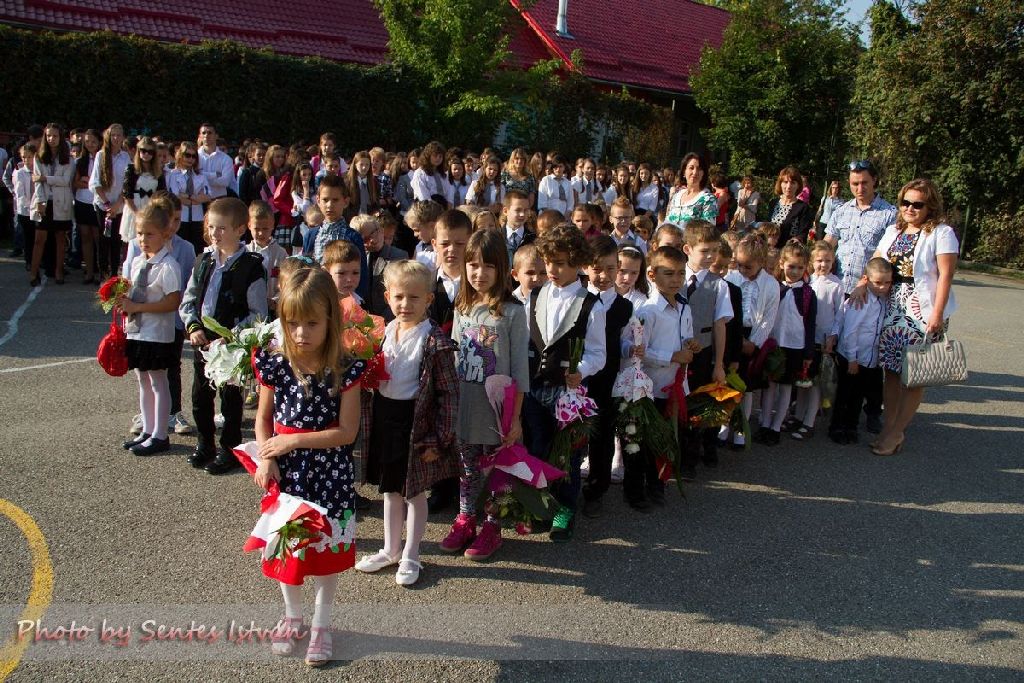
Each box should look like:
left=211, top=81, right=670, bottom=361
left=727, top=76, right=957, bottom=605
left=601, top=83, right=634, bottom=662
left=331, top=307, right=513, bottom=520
left=832, top=292, right=886, bottom=367
left=685, top=266, right=734, bottom=322
left=414, top=242, right=437, bottom=270
left=75, top=156, right=95, bottom=204
left=771, top=280, right=812, bottom=351
left=513, top=286, right=530, bottom=306
left=810, top=273, right=844, bottom=344
left=527, top=281, right=607, bottom=380
left=635, top=290, right=695, bottom=399
left=635, top=183, right=660, bottom=213
left=13, top=164, right=33, bottom=216
left=379, top=318, right=431, bottom=400
left=439, top=270, right=461, bottom=303
left=165, top=168, right=211, bottom=223
left=88, top=149, right=131, bottom=212
left=198, top=147, right=234, bottom=198
left=445, top=178, right=471, bottom=207
left=466, top=181, right=502, bottom=207
left=410, top=168, right=444, bottom=202
left=537, top=175, right=575, bottom=216
left=621, top=288, right=648, bottom=310
left=572, top=177, right=600, bottom=203
left=873, top=224, right=959, bottom=320
left=725, top=268, right=780, bottom=348
left=247, top=240, right=289, bottom=303
left=126, top=246, right=181, bottom=344
left=611, top=230, right=648, bottom=255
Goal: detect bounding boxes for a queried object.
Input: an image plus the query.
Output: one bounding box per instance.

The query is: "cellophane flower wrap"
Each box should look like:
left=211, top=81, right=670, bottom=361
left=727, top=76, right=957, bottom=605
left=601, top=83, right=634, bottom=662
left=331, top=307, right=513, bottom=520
left=201, top=316, right=277, bottom=388
left=612, top=317, right=680, bottom=487
left=686, top=370, right=749, bottom=441
left=476, top=376, right=565, bottom=535
left=96, top=276, right=131, bottom=313
left=547, top=338, right=598, bottom=472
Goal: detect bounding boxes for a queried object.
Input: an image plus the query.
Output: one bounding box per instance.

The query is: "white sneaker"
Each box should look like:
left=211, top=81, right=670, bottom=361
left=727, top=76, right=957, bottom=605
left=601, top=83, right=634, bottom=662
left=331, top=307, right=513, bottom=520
left=610, top=449, right=624, bottom=484
left=130, top=413, right=143, bottom=435
left=580, top=456, right=590, bottom=478
left=214, top=413, right=225, bottom=429
left=171, top=412, right=194, bottom=435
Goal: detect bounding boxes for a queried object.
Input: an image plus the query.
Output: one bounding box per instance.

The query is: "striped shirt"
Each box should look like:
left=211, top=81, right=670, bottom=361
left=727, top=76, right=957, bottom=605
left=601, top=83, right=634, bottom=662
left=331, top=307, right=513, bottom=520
left=825, top=194, right=897, bottom=294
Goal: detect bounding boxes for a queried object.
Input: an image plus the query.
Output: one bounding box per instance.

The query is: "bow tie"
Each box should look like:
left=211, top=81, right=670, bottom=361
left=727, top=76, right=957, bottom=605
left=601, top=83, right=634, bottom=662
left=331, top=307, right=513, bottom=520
left=137, top=188, right=154, bottom=198
left=420, top=243, right=433, bottom=252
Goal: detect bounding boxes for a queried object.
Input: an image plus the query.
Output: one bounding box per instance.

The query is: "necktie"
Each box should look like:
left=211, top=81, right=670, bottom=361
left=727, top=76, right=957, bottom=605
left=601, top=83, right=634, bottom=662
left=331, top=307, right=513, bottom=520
left=454, top=185, right=462, bottom=206
left=126, top=261, right=153, bottom=334
left=686, top=274, right=698, bottom=300
left=509, top=232, right=520, bottom=252
left=420, top=242, right=433, bottom=253
left=584, top=182, right=592, bottom=202
left=359, top=178, right=368, bottom=214
left=558, top=182, right=566, bottom=203
left=185, top=171, right=194, bottom=222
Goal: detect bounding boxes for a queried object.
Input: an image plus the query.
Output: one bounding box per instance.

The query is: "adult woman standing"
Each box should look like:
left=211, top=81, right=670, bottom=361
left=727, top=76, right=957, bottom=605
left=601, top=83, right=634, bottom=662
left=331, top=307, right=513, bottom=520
left=120, top=137, right=166, bottom=244
left=665, top=152, right=717, bottom=226
left=74, top=129, right=101, bottom=284
left=733, top=175, right=761, bottom=230
left=816, top=179, right=844, bottom=237
left=260, top=144, right=294, bottom=249
left=766, top=166, right=813, bottom=244
left=868, top=179, right=958, bottom=456
left=411, top=141, right=447, bottom=203
left=500, top=147, right=536, bottom=207
left=30, top=123, right=74, bottom=286
left=89, top=123, right=131, bottom=279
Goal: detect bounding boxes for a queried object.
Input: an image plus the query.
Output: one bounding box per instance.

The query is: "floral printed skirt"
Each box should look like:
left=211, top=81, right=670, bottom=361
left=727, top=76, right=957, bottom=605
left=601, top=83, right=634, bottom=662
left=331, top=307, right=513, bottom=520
left=877, top=282, right=948, bottom=374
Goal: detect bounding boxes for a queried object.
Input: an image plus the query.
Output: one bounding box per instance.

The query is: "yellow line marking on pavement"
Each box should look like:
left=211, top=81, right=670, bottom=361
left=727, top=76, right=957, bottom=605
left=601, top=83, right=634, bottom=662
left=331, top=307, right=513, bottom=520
left=0, top=500, right=54, bottom=682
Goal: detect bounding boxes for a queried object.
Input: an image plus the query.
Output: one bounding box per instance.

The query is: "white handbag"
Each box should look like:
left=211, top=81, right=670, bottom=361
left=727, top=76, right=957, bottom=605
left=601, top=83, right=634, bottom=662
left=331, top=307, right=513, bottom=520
left=901, top=335, right=968, bottom=388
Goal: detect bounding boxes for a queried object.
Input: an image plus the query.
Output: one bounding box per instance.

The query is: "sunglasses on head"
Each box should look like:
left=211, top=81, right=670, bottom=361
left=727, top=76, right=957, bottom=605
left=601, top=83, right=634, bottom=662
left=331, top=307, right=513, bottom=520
left=848, top=159, right=875, bottom=172
left=900, top=199, right=926, bottom=210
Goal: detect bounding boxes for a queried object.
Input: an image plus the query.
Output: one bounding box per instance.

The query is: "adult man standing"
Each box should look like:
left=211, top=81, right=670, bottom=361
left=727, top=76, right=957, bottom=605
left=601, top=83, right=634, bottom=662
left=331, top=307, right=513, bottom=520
left=824, top=159, right=897, bottom=433
left=197, top=123, right=235, bottom=200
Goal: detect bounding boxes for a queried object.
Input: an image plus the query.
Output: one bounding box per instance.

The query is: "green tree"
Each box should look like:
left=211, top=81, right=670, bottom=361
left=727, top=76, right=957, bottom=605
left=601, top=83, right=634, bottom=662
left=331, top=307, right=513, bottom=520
left=689, top=0, right=860, bottom=177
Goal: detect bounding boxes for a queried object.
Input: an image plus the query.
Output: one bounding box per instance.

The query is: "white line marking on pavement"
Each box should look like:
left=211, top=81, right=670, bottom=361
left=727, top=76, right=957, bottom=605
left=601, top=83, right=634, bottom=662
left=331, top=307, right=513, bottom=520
left=0, top=357, right=93, bottom=373
left=0, top=278, right=44, bottom=348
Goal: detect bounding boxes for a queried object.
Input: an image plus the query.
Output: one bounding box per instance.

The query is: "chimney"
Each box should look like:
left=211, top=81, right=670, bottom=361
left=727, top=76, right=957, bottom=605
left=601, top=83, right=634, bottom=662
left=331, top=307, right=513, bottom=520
left=556, top=0, right=573, bottom=38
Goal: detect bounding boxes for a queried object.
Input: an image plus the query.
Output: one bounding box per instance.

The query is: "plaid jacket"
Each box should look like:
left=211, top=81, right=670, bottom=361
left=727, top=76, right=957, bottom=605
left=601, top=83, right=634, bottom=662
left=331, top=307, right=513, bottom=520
left=361, top=322, right=460, bottom=498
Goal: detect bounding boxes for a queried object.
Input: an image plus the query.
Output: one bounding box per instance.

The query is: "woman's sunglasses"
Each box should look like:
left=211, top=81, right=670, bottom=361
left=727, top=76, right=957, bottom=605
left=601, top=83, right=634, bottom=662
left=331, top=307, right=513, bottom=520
left=183, top=153, right=197, bottom=159
left=900, top=199, right=926, bottom=210
left=139, top=148, right=155, bottom=155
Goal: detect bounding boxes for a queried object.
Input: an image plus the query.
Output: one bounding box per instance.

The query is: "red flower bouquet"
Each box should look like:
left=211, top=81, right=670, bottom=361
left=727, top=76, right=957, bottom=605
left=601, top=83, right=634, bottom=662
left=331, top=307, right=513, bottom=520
left=96, top=276, right=131, bottom=313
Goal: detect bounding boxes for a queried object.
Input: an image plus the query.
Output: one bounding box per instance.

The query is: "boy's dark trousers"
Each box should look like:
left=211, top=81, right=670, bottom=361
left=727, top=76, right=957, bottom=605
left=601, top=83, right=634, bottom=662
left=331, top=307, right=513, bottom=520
left=681, top=346, right=719, bottom=467
left=192, top=351, right=243, bottom=451
left=168, top=328, right=186, bottom=416
left=582, top=383, right=615, bottom=503
left=830, top=353, right=882, bottom=433
left=524, top=387, right=583, bottom=512
left=623, top=397, right=666, bottom=504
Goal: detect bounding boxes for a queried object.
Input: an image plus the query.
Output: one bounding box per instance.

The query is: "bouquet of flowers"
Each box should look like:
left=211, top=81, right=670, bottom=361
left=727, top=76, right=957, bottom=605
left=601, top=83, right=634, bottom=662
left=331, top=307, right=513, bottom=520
left=547, top=338, right=598, bottom=472
left=340, top=297, right=385, bottom=361
left=476, top=376, right=565, bottom=534
left=686, top=370, right=749, bottom=441
left=612, top=317, right=680, bottom=486
left=748, top=338, right=786, bottom=386
left=201, top=316, right=277, bottom=388
left=817, top=353, right=838, bottom=410
left=96, top=275, right=131, bottom=313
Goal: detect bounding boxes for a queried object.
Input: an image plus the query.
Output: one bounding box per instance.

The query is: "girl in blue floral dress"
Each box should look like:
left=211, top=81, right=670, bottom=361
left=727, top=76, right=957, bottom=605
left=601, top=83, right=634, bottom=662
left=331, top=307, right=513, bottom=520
left=252, top=267, right=365, bottom=666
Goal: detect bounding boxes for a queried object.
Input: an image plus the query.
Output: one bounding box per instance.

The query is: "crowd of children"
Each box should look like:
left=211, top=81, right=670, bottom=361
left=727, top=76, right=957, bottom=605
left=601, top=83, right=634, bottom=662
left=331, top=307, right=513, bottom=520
left=4, top=123, right=916, bottom=666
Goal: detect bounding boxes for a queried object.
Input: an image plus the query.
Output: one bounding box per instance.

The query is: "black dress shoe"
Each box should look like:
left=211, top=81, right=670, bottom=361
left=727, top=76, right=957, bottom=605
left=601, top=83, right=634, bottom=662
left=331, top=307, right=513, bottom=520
left=188, top=446, right=216, bottom=469
left=625, top=497, right=651, bottom=513
left=131, top=438, right=170, bottom=456
left=354, top=493, right=371, bottom=511
left=581, top=497, right=603, bottom=518
left=123, top=433, right=151, bottom=450
left=205, top=451, right=241, bottom=475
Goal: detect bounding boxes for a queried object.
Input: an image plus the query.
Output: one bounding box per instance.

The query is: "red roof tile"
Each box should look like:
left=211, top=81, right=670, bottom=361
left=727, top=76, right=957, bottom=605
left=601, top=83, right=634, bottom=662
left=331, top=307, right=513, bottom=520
left=0, top=0, right=727, bottom=92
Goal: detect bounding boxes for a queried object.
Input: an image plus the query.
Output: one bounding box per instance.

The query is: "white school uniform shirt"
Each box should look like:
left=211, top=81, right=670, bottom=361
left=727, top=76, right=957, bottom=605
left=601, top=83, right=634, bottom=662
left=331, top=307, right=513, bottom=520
left=88, top=149, right=131, bottom=212
left=525, top=280, right=607, bottom=381
left=410, top=167, right=444, bottom=202
left=445, top=178, right=471, bottom=208
left=873, top=223, right=959, bottom=320
left=810, top=273, right=844, bottom=344
left=537, top=175, right=575, bottom=216
left=611, top=229, right=648, bottom=255
left=635, top=290, right=695, bottom=399
left=725, top=268, right=780, bottom=348
left=439, top=270, right=460, bottom=303
left=831, top=293, right=886, bottom=368
left=379, top=318, right=431, bottom=400
left=466, top=181, right=502, bottom=207
left=165, top=168, right=211, bottom=224
left=771, top=280, right=811, bottom=350
left=414, top=242, right=437, bottom=270
left=635, top=183, right=660, bottom=214
left=13, top=164, right=33, bottom=216
left=621, top=288, right=648, bottom=310
left=126, top=246, right=181, bottom=344
left=685, top=266, right=734, bottom=322
left=75, top=156, right=96, bottom=204
left=572, top=177, right=601, bottom=204
left=198, top=147, right=234, bottom=198
left=512, top=286, right=530, bottom=306
left=247, top=240, right=289, bottom=303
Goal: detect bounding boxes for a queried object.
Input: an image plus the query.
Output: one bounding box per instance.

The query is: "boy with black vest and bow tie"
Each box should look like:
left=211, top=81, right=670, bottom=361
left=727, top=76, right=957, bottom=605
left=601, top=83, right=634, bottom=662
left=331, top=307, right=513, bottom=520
left=523, top=225, right=606, bottom=542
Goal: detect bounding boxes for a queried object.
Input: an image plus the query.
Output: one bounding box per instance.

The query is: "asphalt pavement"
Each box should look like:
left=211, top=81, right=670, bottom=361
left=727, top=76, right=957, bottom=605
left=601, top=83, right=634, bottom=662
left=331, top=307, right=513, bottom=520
left=1, top=255, right=1022, bottom=681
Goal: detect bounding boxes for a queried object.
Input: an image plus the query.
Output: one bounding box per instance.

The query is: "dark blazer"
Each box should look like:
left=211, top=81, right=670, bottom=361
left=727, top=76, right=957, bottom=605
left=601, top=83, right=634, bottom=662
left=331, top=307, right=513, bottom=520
left=723, top=279, right=744, bottom=367
left=428, top=274, right=456, bottom=332
left=766, top=198, right=814, bottom=244
left=366, top=244, right=409, bottom=321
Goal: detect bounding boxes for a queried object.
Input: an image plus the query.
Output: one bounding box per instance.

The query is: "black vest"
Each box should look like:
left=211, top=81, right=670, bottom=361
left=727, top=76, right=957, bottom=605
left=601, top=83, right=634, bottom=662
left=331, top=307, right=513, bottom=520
left=588, top=293, right=633, bottom=393
left=195, top=251, right=266, bottom=337
left=528, top=287, right=598, bottom=388
left=428, top=275, right=454, bottom=328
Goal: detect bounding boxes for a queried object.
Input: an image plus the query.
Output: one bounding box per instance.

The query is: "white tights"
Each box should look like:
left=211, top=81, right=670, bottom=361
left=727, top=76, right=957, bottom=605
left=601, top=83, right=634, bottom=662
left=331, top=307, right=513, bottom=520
left=136, top=369, right=170, bottom=441
left=760, top=381, right=793, bottom=432
left=794, top=385, right=821, bottom=428
left=280, top=574, right=339, bottom=629
left=382, top=492, right=428, bottom=563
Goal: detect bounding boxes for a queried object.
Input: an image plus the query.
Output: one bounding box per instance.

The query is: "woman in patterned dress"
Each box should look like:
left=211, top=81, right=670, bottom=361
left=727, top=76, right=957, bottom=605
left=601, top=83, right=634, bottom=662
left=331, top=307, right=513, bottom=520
left=500, top=147, right=537, bottom=208
left=665, top=152, right=718, bottom=226
left=766, top=165, right=814, bottom=245
left=854, top=179, right=958, bottom=456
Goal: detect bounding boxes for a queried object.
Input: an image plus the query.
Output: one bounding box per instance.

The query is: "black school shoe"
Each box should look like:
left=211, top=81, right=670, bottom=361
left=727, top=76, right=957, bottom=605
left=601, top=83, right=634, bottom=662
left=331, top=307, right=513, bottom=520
left=206, top=449, right=242, bottom=475
left=188, top=444, right=216, bottom=469
left=765, top=430, right=781, bottom=446
left=123, top=433, right=150, bottom=450
left=582, top=497, right=604, bottom=518
left=131, top=438, right=170, bottom=456
left=625, top=496, right=652, bottom=513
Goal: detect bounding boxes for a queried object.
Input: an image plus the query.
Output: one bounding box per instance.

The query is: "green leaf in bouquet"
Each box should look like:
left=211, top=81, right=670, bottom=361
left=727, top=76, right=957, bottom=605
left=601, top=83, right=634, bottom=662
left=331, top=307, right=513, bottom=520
left=297, top=549, right=306, bottom=561
left=509, top=479, right=558, bottom=521
left=330, top=544, right=339, bottom=554
left=201, top=315, right=235, bottom=342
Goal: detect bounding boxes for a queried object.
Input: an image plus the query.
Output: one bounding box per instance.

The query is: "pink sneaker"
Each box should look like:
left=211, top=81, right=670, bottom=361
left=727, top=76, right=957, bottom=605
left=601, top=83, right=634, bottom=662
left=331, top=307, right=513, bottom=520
left=439, top=513, right=476, bottom=553
left=464, top=520, right=502, bottom=561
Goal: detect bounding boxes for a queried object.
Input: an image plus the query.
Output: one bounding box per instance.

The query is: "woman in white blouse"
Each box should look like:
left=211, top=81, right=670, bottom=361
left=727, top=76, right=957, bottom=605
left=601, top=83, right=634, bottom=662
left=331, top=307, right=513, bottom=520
left=89, top=123, right=132, bottom=279
left=410, top=141, right=447, bottom=203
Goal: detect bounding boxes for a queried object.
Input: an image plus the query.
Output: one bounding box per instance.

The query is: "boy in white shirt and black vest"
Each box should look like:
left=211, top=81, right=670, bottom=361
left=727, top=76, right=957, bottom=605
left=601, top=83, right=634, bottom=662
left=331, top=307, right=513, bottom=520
left=680, top=220, right=734, bottom=479
left=827, top=257, right=892, bottom=445
left=179, top=198, right=268, bottom=474
left=524, top=225, right=606, bottom=542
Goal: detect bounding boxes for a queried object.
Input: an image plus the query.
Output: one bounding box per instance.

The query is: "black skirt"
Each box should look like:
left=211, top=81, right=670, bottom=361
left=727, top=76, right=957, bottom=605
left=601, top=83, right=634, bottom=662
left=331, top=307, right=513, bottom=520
left=74, top=199, right=98, bottom=227
left=779, top=347, right=809, bottom=384
left=366, top=393, right=415, bottom=494
left=41, top=201, right=72, bottom=233
left=126, top=339, right=179, bottom=371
